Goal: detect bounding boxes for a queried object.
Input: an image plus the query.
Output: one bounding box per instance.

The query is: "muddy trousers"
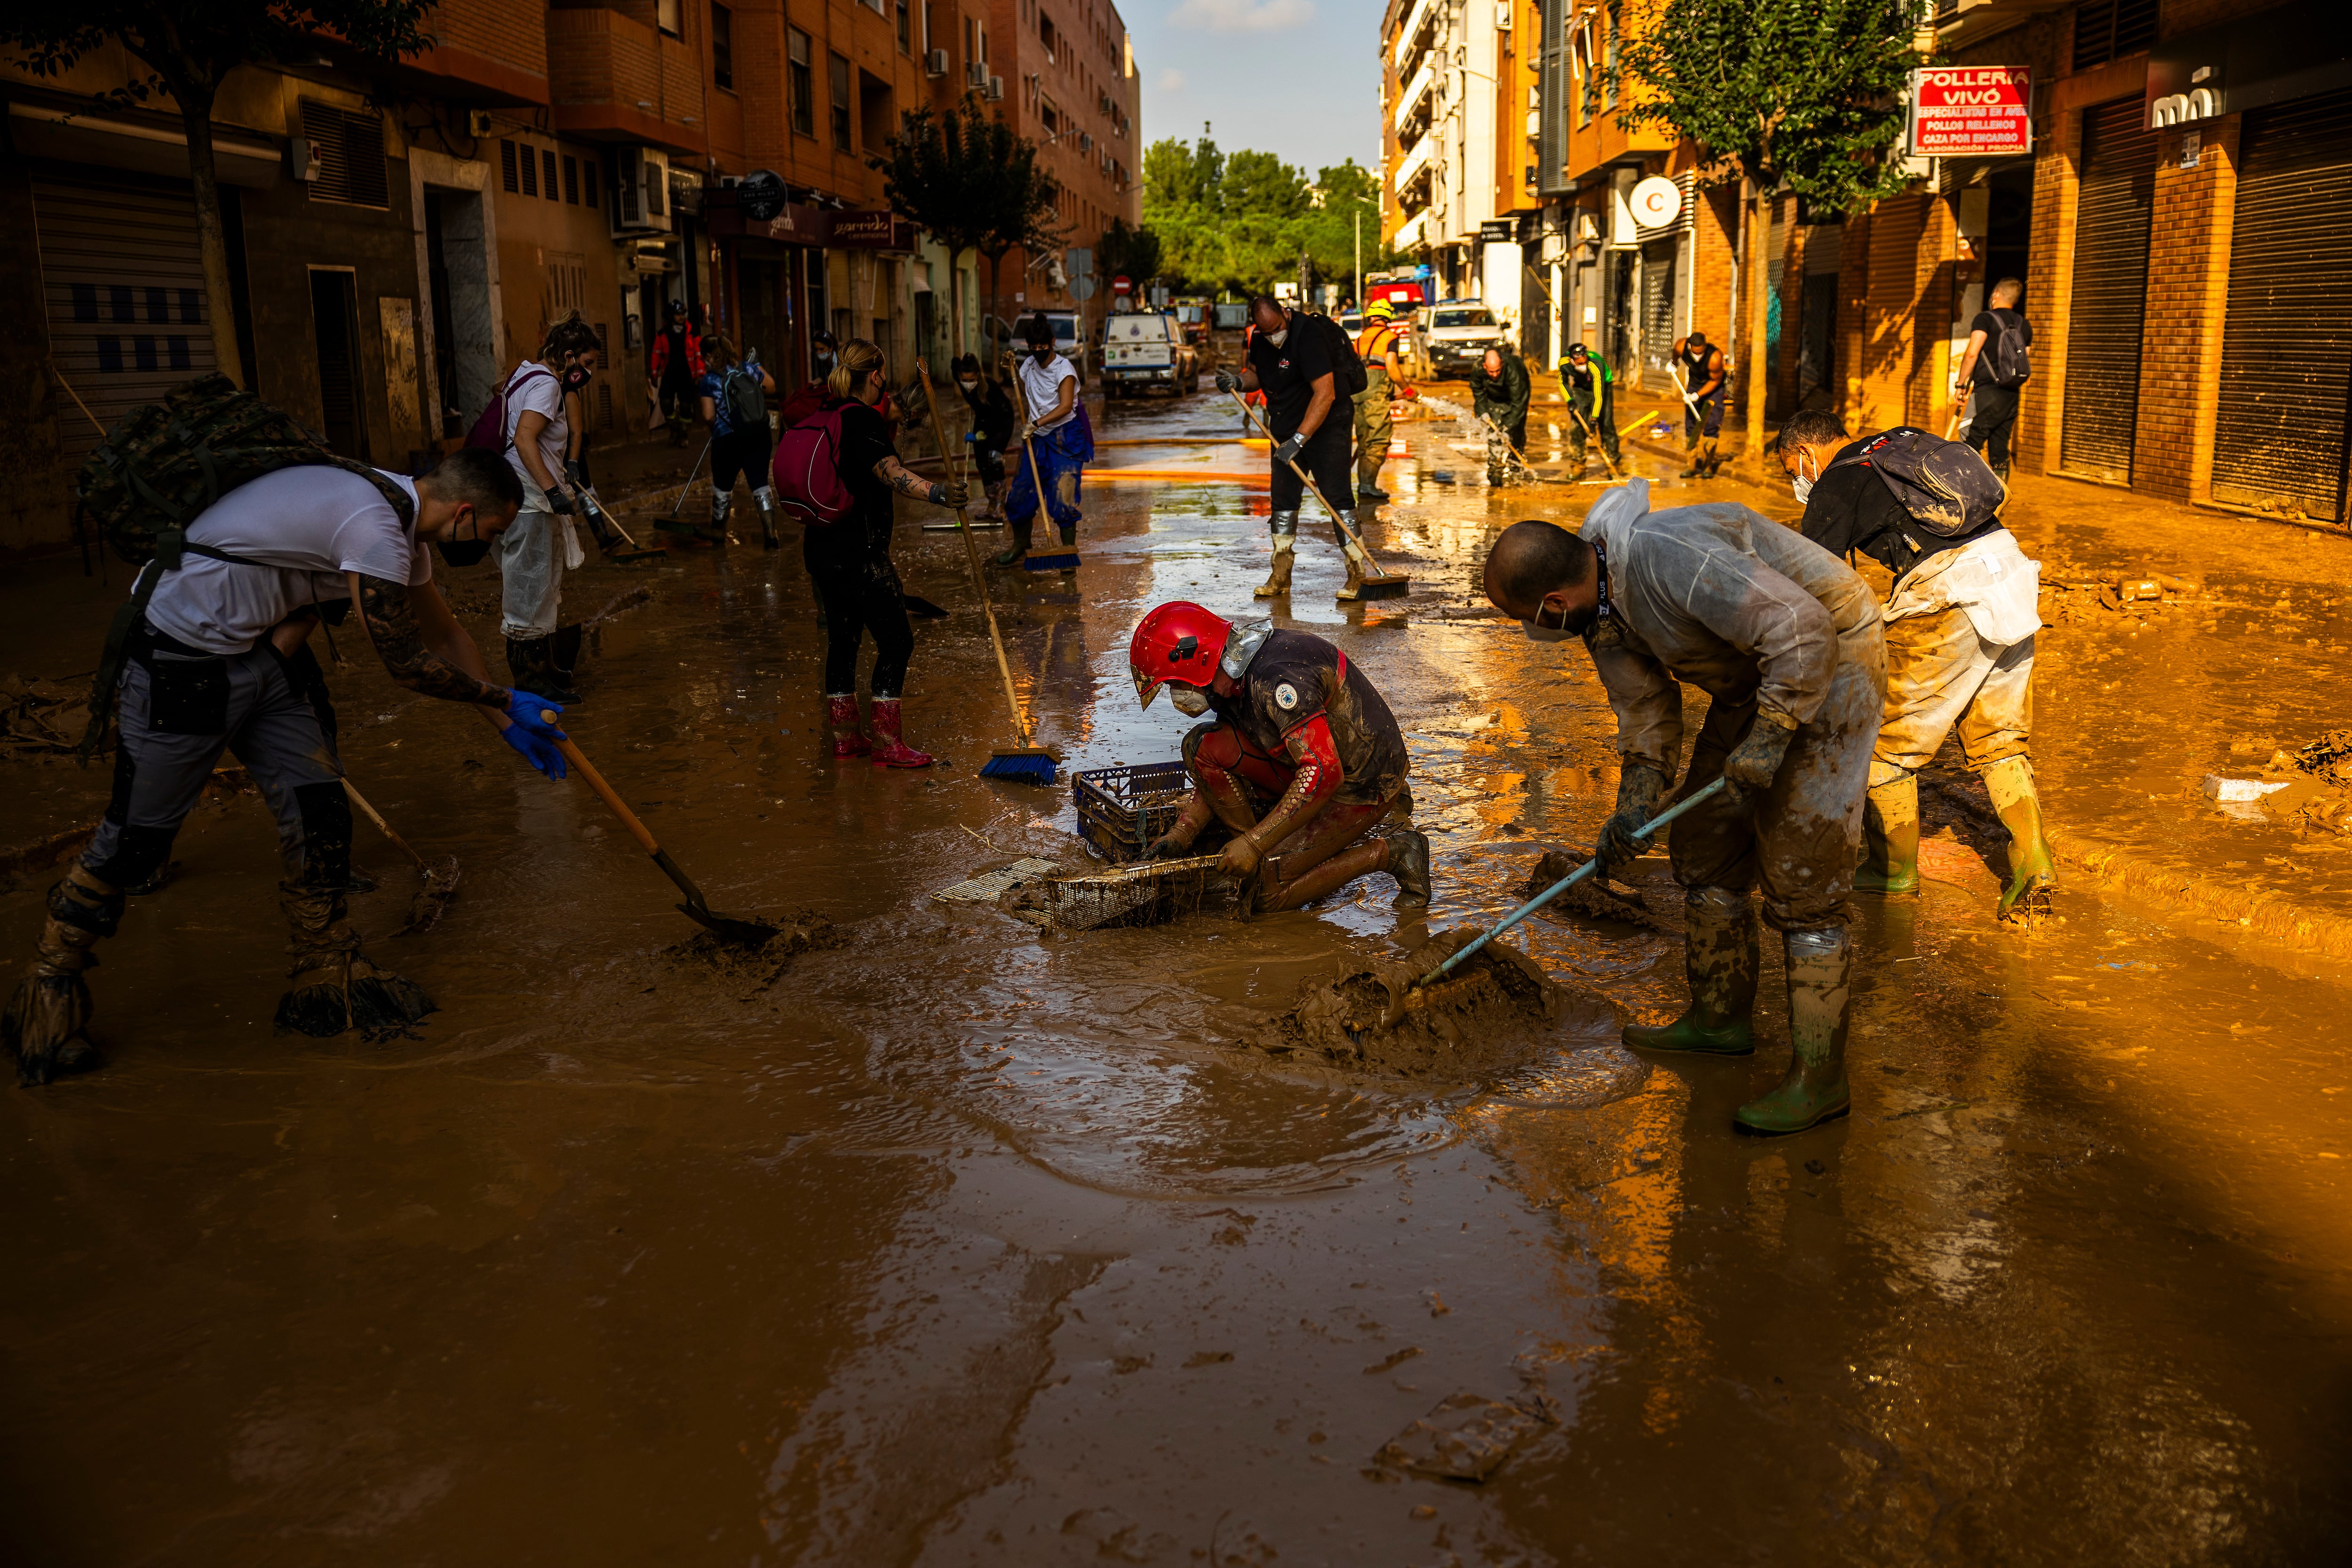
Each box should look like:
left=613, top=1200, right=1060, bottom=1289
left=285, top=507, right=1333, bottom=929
left=804, top=537, right=914, bottom=698
left=1964, top=383, right=2019, bottom=477
left=1269, top=419, right=1357, bottom=521
left=1352, top=373, right=1393, bottom=488
left=1565, top=382, right=1620, bottom=469
left=1004, top=434, right=1083, bottom=550
left=496, top=507, right=575, bottom=638
left=1180, top=722, right=1403, bottom=910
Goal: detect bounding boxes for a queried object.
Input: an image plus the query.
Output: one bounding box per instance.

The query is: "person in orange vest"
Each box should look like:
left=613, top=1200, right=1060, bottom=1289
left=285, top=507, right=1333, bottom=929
left=1352, top=300, right=1414, bottom=502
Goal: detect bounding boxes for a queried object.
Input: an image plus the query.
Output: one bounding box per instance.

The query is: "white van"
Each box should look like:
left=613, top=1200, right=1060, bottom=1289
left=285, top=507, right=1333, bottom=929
left=1100, top=310, right=1198, bottom=398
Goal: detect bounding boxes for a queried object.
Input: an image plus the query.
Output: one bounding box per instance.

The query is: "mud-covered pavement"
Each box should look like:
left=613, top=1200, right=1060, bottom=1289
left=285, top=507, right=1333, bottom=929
left=4, top=390, right=2351, bottom=1564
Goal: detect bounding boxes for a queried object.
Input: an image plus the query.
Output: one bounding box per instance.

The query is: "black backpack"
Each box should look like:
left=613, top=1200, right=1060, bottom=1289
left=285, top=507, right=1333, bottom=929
left=1984, top=309, right=2031, bottom=387
left=722, top=363, right=767, bottom=430
left=1303, top=310, right=1368, bottom=399
left=1824, top=427, right=2006, bottom=539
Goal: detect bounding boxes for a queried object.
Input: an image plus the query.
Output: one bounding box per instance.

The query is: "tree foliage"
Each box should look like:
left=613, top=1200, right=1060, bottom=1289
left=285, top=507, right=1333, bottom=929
left=871, top=92, right=1062, bottom=338
left=1603, top=0, right=1918, bottom=215
left=1095, top=218, right=1161, bottom=286
left=1140, top=125, right=1405, bottom=297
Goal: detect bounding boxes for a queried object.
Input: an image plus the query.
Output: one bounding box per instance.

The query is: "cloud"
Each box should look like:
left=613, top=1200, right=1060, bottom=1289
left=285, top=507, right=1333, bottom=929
left=1156, top=67, right=1186, bottom=95
left=1166, top=0, right=1315, bottom=33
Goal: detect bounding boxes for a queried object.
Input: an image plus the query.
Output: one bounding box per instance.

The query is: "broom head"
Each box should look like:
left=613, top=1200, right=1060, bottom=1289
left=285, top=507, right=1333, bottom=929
left=981, top=747, right=1057, bottom=786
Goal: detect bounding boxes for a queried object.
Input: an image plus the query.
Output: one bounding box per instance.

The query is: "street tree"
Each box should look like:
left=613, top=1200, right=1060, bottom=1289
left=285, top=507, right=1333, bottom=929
left=0, top=0, right=433, bottom=388
left=1096, top=218, right=1161, bottom=297
left=873, top=94, right=997, bottom=359
left=964, top=109, right=1062, bottom=353
left=1605, top=0, right=1920, bottom=460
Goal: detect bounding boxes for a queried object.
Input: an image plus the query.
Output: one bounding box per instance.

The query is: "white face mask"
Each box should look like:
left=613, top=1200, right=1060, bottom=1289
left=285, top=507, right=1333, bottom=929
left=1790, top=453, right=1818, bottom=505
left=958, top=378, right=978, bottom=390
left=1170, top=686, right=1212, bottom=717
left=1265, top=328, right=1288, bottom=348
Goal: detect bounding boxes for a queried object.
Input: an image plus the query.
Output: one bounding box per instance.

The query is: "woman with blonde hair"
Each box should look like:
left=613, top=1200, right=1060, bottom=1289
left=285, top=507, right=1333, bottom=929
left=791, top=337, right=966, bottom=765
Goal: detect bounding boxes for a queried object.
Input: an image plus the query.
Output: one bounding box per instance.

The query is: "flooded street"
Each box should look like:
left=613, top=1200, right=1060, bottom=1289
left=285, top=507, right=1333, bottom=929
left=4, top=391, right=2351, bottom=1565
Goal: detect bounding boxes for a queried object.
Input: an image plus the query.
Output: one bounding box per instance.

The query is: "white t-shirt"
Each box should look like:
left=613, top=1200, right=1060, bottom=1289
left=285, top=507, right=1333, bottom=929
left=501, top=361, right=567, bottom=504
left=1017, top=353, right=1078, bottom=432
left=143, top=467, right=429, bottom=655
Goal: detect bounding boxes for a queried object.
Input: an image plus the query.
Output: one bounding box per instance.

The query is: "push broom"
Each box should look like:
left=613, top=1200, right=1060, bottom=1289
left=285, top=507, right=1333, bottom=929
left=1227, top=389, right=1408, bottom=601
left=915, top=360, right=1057, bottom=786
left=1006, top=361, right=1080, bottom=573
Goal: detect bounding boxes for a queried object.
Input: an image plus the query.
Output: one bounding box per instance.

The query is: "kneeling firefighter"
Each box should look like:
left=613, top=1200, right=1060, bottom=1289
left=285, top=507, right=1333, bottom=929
left=1128, top=602, right=1431, bottom=913
left=1483, top=482, right=1886, bottom=1134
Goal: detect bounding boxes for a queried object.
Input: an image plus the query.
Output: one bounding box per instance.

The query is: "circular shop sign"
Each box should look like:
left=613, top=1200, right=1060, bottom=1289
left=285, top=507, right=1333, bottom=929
left=1630, top=175, right=1682, bottom=229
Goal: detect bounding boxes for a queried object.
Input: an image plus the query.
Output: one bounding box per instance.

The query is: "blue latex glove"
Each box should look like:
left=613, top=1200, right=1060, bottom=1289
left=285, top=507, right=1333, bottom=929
left=506, top=689, right=567, bottom=738
left=501, top=720, right=567, bottom=779
left=1273, top=433, right=1304, bottom=464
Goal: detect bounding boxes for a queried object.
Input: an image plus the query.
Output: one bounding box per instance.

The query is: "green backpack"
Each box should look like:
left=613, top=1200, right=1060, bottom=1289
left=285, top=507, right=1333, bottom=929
left=75, top=373, right=414, bottom=760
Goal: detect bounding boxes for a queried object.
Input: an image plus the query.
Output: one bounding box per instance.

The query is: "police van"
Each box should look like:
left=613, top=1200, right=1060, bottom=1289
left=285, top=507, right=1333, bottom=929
left=1100, top=309, right=1198, bottom=398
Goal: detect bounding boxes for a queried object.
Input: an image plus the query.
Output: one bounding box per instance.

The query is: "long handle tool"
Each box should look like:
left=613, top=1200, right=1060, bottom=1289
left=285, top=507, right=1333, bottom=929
left=543, top=712, right=781, bottom=943
left=1382, top=778, right=1726, bottom=1024
left=1945, top=383, right=1973, bottom=440
left=1562, top=398, right=1624, bottom=482
left=344, top=779, right=462, bottom=936
left=1226, top=389, right=1408, bottom=601
left=915, top=360, right=1058, bottom=786
left=1005, top=358, right=1079, bottom=572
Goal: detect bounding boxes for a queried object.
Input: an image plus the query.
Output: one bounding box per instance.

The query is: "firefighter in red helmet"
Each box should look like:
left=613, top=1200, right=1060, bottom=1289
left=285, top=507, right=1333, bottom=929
left=1128, top=601, right=1430, bottom=912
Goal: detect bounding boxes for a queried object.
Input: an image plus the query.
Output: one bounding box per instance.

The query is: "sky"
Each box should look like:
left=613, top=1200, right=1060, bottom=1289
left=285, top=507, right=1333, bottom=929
left=1121, top=0, right=1383, bottom=181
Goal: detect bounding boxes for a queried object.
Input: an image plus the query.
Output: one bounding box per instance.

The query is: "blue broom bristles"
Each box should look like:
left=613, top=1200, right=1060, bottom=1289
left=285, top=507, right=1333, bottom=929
left=1023, top=552, right=1080, bottom=572
left=981, top=750, right=1057, bottom=785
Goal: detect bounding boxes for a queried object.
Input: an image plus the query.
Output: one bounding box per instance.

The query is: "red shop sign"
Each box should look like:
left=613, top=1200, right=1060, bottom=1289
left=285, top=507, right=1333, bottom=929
left=1908, top=66, right=2032, bottom=157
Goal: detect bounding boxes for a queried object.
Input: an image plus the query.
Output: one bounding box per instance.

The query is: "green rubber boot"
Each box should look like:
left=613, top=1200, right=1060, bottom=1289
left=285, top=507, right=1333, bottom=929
left=1622, top=886, right=1758, bottom=1055
left=1855, top=770, right=1921, bottom=895
left=1736, top=927, right=1853, bottom=1134
left=1983, top=756, right=2056, bottom=920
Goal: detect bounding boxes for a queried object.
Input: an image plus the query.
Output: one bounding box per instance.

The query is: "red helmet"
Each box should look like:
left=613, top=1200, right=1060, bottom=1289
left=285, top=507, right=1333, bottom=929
left=1129, top=601, right=1232, bottom=710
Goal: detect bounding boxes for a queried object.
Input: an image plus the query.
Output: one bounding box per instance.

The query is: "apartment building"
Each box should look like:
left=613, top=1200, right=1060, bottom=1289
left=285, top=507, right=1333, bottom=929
left=1383, top=0, right=1509, bottom=309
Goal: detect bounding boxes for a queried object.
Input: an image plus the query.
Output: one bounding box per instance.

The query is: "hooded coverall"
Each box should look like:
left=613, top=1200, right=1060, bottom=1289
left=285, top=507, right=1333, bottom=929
left=1576, top=483, right=1886, bottom=930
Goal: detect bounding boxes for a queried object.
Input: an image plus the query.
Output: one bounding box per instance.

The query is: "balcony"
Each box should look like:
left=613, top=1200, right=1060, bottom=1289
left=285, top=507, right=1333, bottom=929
left=1395, top=56, right=1435, bottom=135
left=548, top=6, right=706, bottom=157
left=1391, top=0, right=1437, bottom=78
left=1393, top=209, right=1429, bottom=252
left=1393, top=132, right=1435, bottom=201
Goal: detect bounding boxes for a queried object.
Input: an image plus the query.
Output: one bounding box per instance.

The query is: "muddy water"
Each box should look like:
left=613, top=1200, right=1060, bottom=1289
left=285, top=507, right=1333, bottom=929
left=3, top=394, right=2351, bottom=1564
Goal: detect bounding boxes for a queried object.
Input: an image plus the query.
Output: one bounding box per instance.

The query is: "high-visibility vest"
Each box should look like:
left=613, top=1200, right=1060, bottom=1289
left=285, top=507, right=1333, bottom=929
left=1355, top=324, right=1399, bottom=366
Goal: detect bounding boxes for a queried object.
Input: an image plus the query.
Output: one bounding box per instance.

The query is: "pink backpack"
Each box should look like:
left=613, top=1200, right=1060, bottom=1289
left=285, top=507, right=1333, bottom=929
left=464, top=365, right=554, bottom=453
left=771, top=404, right=856, bottom=526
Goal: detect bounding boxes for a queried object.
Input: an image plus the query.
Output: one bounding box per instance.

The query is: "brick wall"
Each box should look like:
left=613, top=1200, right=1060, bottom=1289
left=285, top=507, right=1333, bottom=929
left=1836, top=205, right=1871, bottom=424
left=2132, top=116, right=2239, bottom=502
left=426, top=0, right=549, bottom=80
left=2019, top=109, right=2080, bottom=474
left=1692, top=182, right=1736, bottom=344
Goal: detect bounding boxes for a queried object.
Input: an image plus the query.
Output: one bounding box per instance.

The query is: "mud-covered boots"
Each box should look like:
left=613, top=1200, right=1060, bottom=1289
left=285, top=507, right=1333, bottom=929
left=1983, top=755, right=2056, bottom=919
left=275, top=879, right=435, bottom=1038
left=1857, top=766, right=1921, bottom=894
left=1, top=865, right=119, bottom=1085
left=711, top=492, right=733, bottom=538
left=1256, top=510, right=1299, bottom=599
left=866, top=697, right=934, bottom=768
left=551, top=623, right=585, bottom=704
left=1679, top=435, right=1704, bottom=479
left=1623, top=886, right=1759, bottom=1054
left=1735, top=927, right=1853, bottom=1134
left=1387, top=829, right=1432, bottom=906
left=752, top=484, right=782, bottom=549
left=824, top=693, right=872, bottom=759
left=505, top=634, right=581, bottom=706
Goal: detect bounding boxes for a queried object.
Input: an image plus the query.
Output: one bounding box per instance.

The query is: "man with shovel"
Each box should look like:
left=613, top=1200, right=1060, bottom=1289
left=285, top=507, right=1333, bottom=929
left=1558, top=343, right=1621, bottom=479
left=1128, top=601, right=1430, bottom=913
left=3, top=448, right=571, bottom=1087
left=1482, top=482, right=1885, bottom=1134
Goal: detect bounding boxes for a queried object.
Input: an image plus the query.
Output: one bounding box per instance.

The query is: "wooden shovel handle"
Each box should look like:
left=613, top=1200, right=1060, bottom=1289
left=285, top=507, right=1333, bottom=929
left=1228, top=390, right=1376, bottom=557
left=543, top=712, right=660, bottom=856
left=915, top=360, right=1032, bottom=748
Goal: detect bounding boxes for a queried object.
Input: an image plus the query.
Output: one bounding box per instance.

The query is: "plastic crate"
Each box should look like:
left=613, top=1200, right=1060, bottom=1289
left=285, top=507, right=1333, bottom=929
left=1073, top=760, right=1208, bottom=864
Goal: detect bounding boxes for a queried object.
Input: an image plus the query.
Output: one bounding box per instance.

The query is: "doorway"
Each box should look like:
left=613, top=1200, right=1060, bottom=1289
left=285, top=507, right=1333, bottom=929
left=309, top=268, right=366, bottom=460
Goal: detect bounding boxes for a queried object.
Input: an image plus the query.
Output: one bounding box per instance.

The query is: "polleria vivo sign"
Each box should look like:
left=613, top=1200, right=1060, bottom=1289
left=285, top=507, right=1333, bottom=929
left=1909, top=66, right=2033, bottom=157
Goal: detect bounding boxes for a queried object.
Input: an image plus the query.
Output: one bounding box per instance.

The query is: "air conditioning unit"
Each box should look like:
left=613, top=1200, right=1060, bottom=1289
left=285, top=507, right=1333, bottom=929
left=610, top=145, right=672, bottom=236
left=966, top=60, right=986, bottom=88
left=466, top=110, right=495, bottom=139
left=1079, top=131, right=1092, bottom=152
left=985, top=75, right=1004, bottom=101
left=288, top=138, right=325, bottom=182
left=925, top=48, right=948, bottom=77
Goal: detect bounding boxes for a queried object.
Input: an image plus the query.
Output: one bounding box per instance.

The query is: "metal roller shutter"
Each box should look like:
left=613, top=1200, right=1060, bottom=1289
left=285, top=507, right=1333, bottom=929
left=35, top=178, right=218, bottom=458
left=1639, top=237, right=1676, bottom=381
left=2060, top=98, right=2155, bottom=484
left=2212, top=88, right=2352, bottom=522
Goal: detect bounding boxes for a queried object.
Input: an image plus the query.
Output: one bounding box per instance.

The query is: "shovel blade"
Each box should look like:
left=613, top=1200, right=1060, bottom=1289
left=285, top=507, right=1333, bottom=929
left=677, top=902, right=782, bottom=945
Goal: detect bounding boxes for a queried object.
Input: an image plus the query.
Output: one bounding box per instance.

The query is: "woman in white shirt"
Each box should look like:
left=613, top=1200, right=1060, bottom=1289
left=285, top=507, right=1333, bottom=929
left=495, top=314, right=602, bottom=703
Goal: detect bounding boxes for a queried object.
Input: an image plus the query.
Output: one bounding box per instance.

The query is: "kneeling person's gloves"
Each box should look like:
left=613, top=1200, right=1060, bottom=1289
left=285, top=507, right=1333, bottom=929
left=929, top=478, right=970, bottom=509
left=1143, top=830, right=1195, bottom=861
left=1722, top=709, right=1799, bottom=806
left=1596, top=762, right=1669, bottom=873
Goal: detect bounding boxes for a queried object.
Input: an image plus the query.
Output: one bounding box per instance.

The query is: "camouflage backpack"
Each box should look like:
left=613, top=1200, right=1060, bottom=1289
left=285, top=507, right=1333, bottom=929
left=75, top=373, right=414, bottom=759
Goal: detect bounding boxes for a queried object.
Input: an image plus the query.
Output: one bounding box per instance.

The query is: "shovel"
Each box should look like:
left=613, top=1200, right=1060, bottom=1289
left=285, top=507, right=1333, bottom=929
left=1378, top=778, right=1727, bottom=1027
left=543, top=712, right=781, bottom=944
left=343, top=779, right=461, bottom=937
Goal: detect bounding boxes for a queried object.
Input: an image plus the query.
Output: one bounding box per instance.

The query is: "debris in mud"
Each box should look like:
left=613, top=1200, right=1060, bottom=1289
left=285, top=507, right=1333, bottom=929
left=660, top=908, right=842, bottom=991
left=1481, top=1046, right=1651, bottom=1108
left=1518, top=848, right=1677, bottom=934
left=1, top=673, right=103, bottom=759
left=1253, top=928, right=1573, bottom=1078
left=2293, top=730, right=2352, bottom=790
left=1374, top=1390, right=1560, bottom=1482
left=933, top=857, right=1060, bottom=904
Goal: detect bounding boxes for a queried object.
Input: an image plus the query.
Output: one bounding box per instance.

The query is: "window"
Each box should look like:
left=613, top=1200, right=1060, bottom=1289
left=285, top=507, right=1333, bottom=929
left=788, top=29, right=815, bottom=136
left=830, top=52, right=853, bottom=149
left=543, top=149, right=559, bottom=200
left=501, top=138, right=519, bottom=192
left=1041, top=99, right=1058, bottom=134
left=520, top=140, right=538, bottom=196
left=563, top=153, right=580, bottom=203
left=2072, top=0, right=2157, bottom=71
left=1039, top=11, right=1055, bottom=60
left=302, top=101, right=389, bottom=207
left=712, top=2, right=733, bottom=89
left=657, top=0, right=683, bottom=38
left=897, top=0, right=910, bottom=53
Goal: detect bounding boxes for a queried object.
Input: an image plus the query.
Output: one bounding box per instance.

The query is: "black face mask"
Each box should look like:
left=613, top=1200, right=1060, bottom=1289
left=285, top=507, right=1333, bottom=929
left=437, top=509, right=491, bottom=568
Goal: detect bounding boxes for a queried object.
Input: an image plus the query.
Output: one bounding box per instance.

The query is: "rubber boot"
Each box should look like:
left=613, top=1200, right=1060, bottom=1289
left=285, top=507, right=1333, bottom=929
left=866, top=697, right=934, bottom=768
left=1856, top=768, right=1921, bottom=894
left=1336, top=541, right=1370, bottom=601
left=1257, top=511, right=1299, bottom=599
left=1387, top=829, right=1432, bottom=906
left=1359, top=477, right=1391, bottom=502
left=824, top=693, right=872, bottom=758
left=1, top=865, right=119, bottom=1085
left=551, top=623, right=585, bottom=705
left=1678, top=433, right=1703, bottom=479
left=1983, top=755, right=2056, bottom=920
left=1736, top=927, right=1852, bottom=1134
left=1622, top=885, right=1759, bottom=1054
left=753, top=484, right=781, bottom=550
left=993, top=509, right=1033, bottom=567
left=274, top=880, right=435, bottom=1038
left=1702, top=439, right=1725, bottom=478
left=505, top=634, right=581, bottom=705
left=711, top=492, right=732, bottom=534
